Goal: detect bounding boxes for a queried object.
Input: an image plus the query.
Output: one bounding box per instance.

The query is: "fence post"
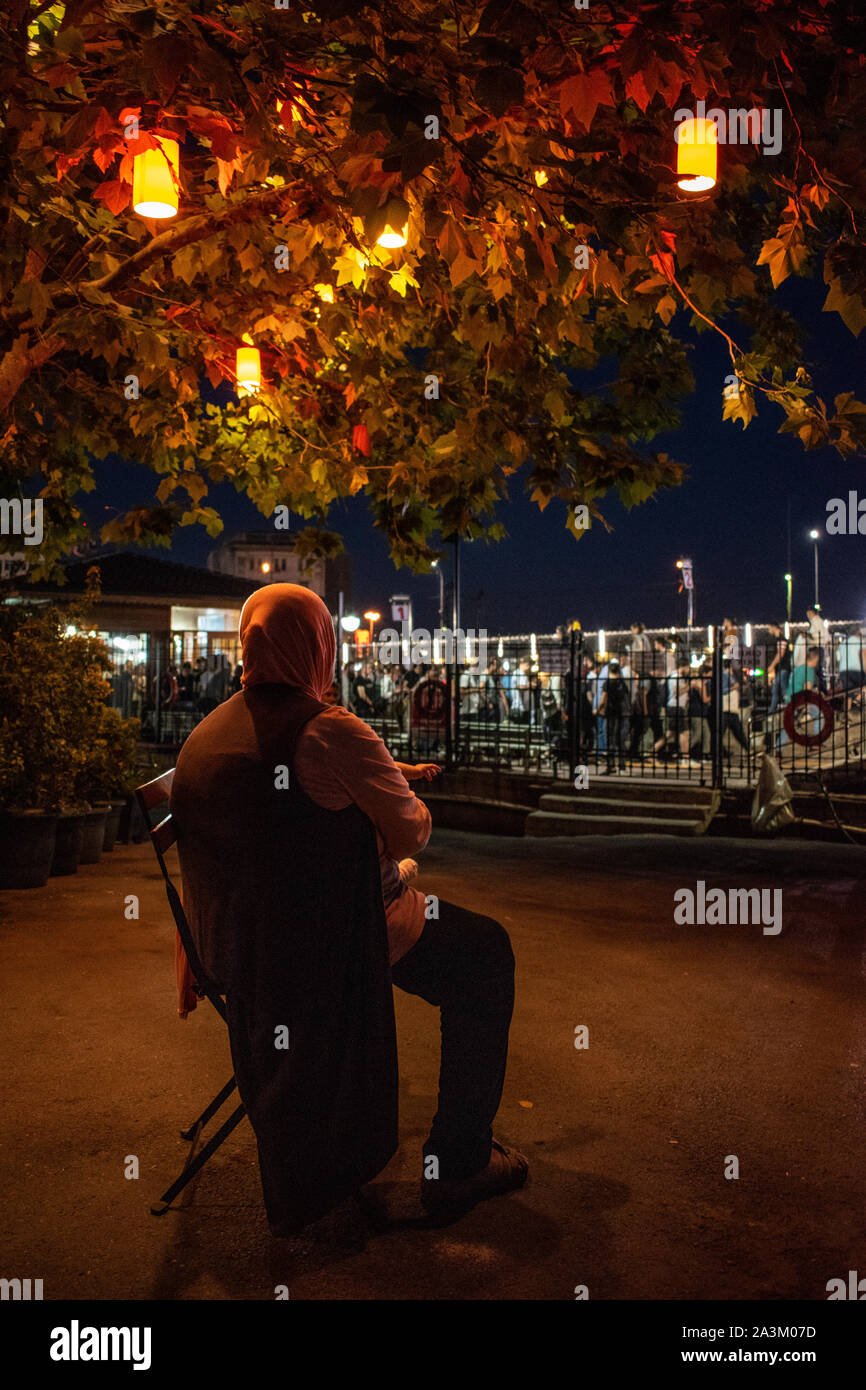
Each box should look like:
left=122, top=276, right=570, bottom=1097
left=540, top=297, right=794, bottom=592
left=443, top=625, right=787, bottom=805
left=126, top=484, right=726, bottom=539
left=710, top=629, right=725, bottom=790
left=568, top=625, right=582, bottom=777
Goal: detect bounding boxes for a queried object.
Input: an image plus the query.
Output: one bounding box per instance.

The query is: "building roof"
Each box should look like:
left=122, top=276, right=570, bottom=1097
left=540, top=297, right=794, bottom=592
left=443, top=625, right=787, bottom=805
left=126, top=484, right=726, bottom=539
left=9, top=551, right=258, bottom=603
left=212, top=530, right=298, bottom=548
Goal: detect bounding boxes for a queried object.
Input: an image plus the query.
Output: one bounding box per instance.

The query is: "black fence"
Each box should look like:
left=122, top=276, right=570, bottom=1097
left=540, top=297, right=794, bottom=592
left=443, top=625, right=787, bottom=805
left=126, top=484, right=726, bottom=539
left=117, top=620, right=866, bottom=789
left=353, top=621, right=866, bottom=788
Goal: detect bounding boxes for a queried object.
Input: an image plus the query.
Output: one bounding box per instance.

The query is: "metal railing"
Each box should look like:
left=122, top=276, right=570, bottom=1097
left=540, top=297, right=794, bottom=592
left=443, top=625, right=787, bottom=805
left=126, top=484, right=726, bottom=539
left=115, top=619, right=866, bottom=788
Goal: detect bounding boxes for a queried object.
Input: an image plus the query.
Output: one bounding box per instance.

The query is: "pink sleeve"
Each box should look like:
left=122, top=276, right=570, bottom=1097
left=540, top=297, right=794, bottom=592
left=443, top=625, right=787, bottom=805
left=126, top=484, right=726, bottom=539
left=294, top=707, right=431, bottom=860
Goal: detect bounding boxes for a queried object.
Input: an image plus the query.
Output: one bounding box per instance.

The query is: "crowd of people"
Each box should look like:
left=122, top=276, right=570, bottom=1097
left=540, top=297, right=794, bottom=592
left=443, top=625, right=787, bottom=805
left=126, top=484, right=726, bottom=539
left=574, top=614, right=866, bottom=772
left=109, top=652, right=242, bottom=731
left=340, top=657, right=538, bottom=728
left=106, top=612, right=866, bottom=769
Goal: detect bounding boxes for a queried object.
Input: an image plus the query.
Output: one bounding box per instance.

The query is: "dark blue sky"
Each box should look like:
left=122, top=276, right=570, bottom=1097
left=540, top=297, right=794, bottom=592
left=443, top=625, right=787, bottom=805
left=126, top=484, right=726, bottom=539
left=91, top=274, right=864, bottom=635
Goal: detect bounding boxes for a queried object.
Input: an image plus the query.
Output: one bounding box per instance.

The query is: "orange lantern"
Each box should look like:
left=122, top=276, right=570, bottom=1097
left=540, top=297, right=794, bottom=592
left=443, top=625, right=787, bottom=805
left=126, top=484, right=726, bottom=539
left=236, top=334, right=261, bottom=395
left=676, top=117, right=717, bottom=193
left=132, top=137, right=180, bottom=218
left=376, top=223, right=408, bottom=249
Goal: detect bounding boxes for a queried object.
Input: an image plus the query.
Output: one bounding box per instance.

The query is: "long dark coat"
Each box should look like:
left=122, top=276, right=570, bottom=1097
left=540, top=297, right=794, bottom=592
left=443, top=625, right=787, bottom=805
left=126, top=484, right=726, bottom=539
left=170, top=685, right=398, bottom=1235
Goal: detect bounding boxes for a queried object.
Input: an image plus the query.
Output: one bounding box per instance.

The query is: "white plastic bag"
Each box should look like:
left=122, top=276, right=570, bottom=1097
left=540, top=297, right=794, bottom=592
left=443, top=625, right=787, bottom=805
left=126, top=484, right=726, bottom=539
left=751, top=752, right=795, bottom=833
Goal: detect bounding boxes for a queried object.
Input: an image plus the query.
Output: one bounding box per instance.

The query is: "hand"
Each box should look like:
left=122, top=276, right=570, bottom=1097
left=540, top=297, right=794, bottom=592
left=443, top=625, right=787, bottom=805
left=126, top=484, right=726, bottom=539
left=405, top=762, right=442, bottom=781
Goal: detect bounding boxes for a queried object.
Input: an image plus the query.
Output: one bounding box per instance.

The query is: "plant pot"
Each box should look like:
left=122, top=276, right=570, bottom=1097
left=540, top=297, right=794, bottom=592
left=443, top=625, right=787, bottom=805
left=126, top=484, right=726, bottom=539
left=80, top=805, right=110, bottom=864
left=0, top=811, right=58, bottom=889
left=116, top=792, right=146, bottom=844
left=102, top=800, right=125, bottom=852
left=50, top=812, right=86, bottom=877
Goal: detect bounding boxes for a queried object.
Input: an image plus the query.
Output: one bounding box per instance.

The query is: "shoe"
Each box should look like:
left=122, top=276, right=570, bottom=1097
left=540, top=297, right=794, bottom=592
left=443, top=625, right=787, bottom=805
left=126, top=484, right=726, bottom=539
left=420, top=1139, right=529, bottom=1222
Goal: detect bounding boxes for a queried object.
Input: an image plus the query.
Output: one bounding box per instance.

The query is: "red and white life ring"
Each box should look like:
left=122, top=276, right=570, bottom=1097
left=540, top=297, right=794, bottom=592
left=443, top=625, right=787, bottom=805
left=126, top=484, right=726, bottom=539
left=782, top=690, right=834, bottom=748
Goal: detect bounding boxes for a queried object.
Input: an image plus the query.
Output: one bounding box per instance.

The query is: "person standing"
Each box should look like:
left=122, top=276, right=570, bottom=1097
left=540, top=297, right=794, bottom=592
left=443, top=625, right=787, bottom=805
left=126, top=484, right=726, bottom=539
left=766, top=622, right=792, bottom=713
left=838, top=625, right=866, bottom=709
left=599, top=659, right=629, bottom=773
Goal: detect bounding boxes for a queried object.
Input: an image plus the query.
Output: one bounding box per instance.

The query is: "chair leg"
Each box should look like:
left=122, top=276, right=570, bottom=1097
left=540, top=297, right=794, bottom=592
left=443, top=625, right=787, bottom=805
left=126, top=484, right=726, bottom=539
left=180, top=1075, right=238, bottom=1141
left=151, top=1101, right=247, bottom=1216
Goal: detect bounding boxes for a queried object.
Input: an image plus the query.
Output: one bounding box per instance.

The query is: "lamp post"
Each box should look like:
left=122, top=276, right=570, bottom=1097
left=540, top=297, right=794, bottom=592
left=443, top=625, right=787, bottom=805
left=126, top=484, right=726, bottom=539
left=432, top=559, right=444, bottom=630
left=364, top=610, right=381, bottom=661
left=676, top=557, right=695, bottom=648
left=809, top=530, right=820, bottom=607
left=784, top=572, right=792, bottom=623
left=340, top=614, right=360, bottom=670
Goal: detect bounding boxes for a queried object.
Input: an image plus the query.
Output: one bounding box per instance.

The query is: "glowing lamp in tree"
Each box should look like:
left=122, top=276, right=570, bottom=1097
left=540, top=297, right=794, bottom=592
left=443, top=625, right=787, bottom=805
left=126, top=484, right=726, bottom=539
left=315, top=283, right=335, bottom=303
left=132, top=137, right=180, bottom=218
left=675, top=117, right=718, bottom=193
left=236, top=334, right=261, bottom=396
left=533, top=169, right=549, bottom=187
left=376, top=223, right=408, bottom=249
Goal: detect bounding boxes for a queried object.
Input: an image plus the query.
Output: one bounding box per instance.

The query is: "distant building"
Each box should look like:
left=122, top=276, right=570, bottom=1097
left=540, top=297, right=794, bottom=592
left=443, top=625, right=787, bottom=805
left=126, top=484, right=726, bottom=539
left=0, top=551, right=29, bottom=581
left=3, top=552, right=259, bottom=744
left=207, top=530, right=352, bottom=610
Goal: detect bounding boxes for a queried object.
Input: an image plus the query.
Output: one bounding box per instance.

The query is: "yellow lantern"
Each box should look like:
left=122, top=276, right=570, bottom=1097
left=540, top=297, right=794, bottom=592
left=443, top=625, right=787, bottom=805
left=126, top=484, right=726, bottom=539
left=315, top=283, right=335, bottom=303
left=376, top=223, right=408, bottom=249
left=132, top=137, right=180, bottom=218
left=676, top=117, right=717, bottom=193
left=236, top=334, right=261, bottom=395
left=534, top=169, right=549, bottom=187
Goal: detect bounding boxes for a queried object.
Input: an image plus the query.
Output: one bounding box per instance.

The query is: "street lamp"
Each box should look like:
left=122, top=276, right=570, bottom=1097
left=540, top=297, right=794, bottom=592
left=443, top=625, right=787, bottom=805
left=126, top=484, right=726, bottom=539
left=784, top=572, right=792, bottom=623
left=676, top=557, right=695, bottom=630
left=340, top=615, right=360, bottom=633
left=432, top=560, right=445, bottom=630
left=809, top=530, right=820, bottom=606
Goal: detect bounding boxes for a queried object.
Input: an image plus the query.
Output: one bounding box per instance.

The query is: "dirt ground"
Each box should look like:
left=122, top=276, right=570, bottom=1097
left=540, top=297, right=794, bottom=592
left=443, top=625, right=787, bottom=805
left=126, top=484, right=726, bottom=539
left=1, top=829, right=865, bottom=1301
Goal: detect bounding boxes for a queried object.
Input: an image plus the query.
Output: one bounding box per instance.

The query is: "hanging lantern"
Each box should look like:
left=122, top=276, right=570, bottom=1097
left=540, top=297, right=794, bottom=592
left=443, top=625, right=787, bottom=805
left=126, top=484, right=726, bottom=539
left=236, top=334, right=261, bottom=395
left=276, top=97, right=300, bottom=126
left=676, top=117, right=717, bottom=193
left=132, top=137, right=180, bottom=219
left=376, top=222, right=408, bottom=249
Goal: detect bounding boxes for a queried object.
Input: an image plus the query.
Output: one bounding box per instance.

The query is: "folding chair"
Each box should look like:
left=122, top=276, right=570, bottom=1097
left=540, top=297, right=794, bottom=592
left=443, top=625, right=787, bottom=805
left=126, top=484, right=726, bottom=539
left=135, top=769, right=247, bottom=1217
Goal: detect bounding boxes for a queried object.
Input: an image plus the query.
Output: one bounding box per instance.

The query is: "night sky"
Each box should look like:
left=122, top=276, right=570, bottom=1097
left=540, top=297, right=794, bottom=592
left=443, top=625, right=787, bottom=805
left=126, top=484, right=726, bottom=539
left=90, top=274, right=864, bottom=636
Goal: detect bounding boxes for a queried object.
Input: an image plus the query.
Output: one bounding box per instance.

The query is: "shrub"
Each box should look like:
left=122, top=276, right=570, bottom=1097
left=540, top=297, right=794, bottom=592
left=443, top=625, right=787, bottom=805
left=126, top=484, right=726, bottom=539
left=0, top=595, right=138, bottom=813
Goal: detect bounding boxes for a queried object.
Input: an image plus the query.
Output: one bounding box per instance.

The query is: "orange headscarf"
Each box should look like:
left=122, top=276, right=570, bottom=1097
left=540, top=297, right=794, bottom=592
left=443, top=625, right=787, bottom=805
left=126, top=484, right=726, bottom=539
left=239, top=583, right=336, bottom=700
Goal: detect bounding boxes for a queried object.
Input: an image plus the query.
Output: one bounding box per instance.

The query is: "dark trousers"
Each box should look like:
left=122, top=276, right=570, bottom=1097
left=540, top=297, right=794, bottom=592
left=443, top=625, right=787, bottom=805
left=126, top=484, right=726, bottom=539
left=606, top=713, right=628, bottom=768
left=391, top=901, right=515, bottom=1181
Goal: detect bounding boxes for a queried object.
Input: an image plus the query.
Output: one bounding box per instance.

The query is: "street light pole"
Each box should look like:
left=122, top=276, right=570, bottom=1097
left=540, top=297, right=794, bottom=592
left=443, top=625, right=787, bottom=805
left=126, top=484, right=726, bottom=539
left=451, top=535, right=461, bottom=759
left=433, top=560, right=444, bottom=630
left=809, top=530, right=820, bottom=606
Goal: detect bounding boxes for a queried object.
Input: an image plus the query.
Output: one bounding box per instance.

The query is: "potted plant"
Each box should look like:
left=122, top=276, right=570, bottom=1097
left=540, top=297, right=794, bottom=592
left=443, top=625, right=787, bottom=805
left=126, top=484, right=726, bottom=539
left=0, top=589, right=128, bottom=883
left=77, top=705, right=141, bottom=855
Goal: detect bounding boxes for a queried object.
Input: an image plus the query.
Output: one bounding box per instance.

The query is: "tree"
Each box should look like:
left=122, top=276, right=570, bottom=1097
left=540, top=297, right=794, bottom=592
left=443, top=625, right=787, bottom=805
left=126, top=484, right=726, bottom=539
left=1, top=0, right=864, bottom=577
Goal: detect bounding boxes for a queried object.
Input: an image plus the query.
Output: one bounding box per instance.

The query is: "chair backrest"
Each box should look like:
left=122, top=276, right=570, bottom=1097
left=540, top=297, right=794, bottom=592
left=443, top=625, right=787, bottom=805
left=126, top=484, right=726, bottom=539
left=134, top=768, right=226, bottom=1018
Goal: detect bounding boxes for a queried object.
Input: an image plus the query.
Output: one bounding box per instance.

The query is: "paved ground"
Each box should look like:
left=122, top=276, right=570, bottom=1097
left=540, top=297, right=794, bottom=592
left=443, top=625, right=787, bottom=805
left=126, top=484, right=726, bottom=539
left=1, top=830, right=865, bottom=1301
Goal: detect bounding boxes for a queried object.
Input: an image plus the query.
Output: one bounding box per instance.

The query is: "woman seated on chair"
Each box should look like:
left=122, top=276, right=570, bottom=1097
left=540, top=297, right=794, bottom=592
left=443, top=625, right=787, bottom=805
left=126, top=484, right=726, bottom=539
left=170, top=584, right=525, bottom=1235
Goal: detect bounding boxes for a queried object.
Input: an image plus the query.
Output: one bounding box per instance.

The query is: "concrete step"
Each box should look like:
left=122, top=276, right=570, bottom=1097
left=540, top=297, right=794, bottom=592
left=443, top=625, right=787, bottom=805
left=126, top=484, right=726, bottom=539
left=564, top=777, right=715, bottom=806
left=525, top=810, right=704, bottom=838
left=539, top=794, right=705, bottom=821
